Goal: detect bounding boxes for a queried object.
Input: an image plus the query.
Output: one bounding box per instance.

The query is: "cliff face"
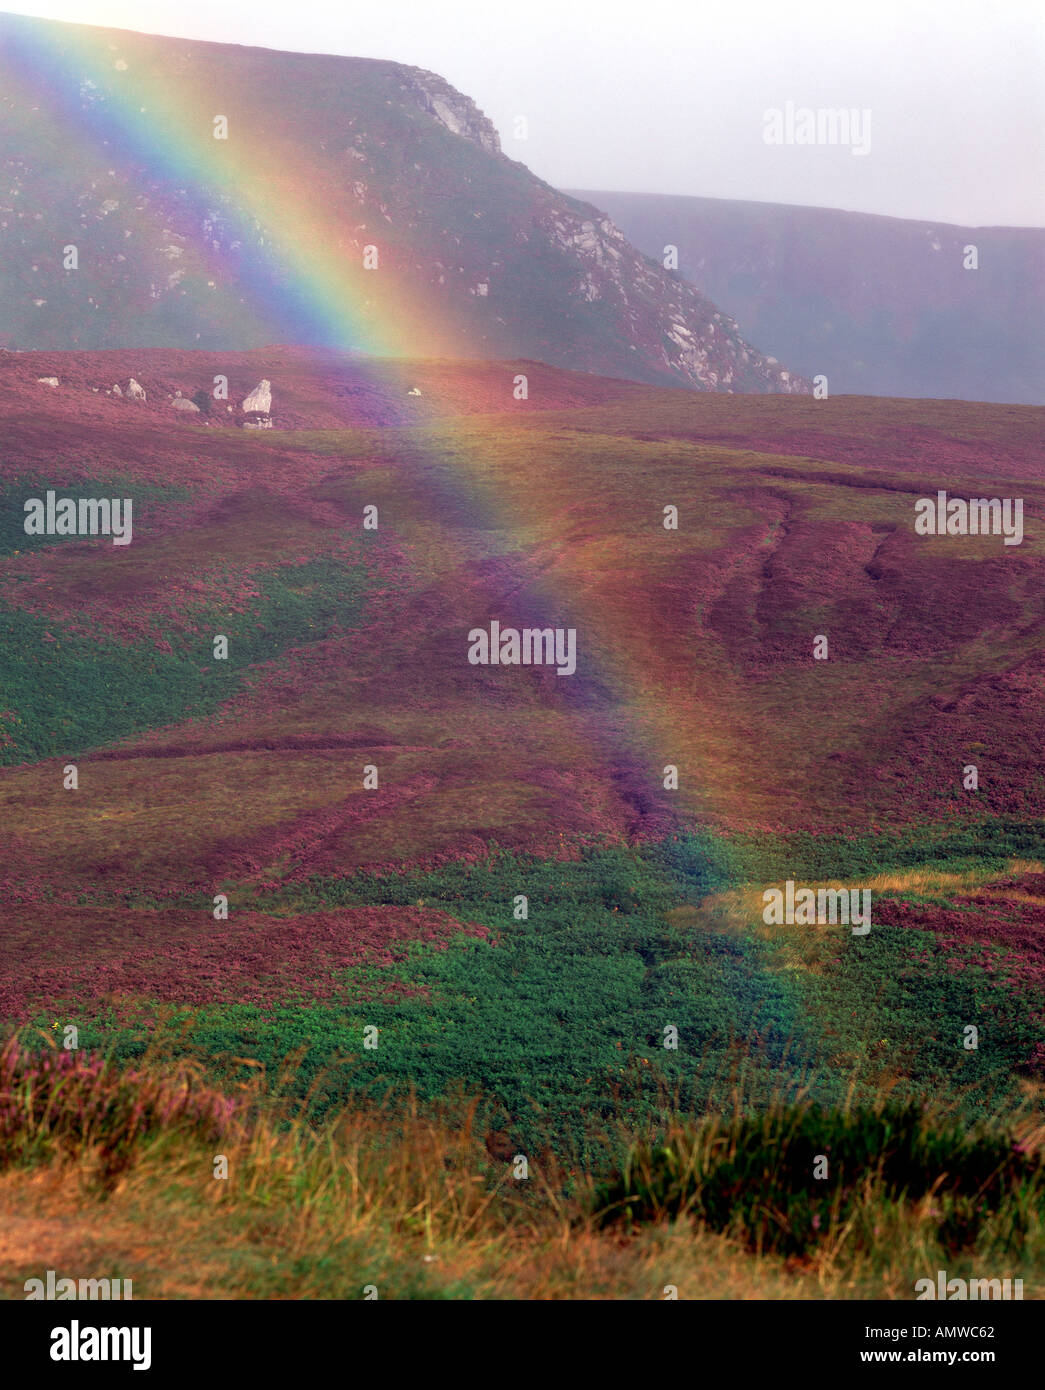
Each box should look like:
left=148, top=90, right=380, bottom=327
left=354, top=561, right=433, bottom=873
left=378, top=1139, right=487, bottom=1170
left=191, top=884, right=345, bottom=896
left=0, top=12, right=806, bottom=393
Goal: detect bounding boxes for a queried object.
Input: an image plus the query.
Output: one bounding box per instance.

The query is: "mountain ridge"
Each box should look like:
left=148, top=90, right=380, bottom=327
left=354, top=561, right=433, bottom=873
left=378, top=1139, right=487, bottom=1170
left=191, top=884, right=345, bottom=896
left=0, top=11, right=806, bottom=394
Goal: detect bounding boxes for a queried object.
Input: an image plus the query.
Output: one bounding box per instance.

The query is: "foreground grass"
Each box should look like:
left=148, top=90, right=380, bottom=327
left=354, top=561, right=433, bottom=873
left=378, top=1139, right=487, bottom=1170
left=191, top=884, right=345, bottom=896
left=1, top=1041, right=1041, bottom=1300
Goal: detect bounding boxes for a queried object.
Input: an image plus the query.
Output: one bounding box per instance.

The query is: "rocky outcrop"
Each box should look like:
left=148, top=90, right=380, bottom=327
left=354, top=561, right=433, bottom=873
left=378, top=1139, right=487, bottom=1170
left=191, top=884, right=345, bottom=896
left=35, top=376, right=59, bottom=386
left=537, top=200, right=803, bottom=393
left=126, top=378, right=147, bottom=401
left=399, top=70, right=500, bottom=155
left=171, top=397, right=200, bottom=413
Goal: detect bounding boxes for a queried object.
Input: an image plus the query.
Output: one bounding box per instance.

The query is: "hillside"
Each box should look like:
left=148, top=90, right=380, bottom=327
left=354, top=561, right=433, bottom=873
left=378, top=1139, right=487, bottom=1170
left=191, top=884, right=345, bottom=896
left=0, top=348, right=1043, bottom=1305
left=0, top=351, right=1041, bottom=1118
left=0, top=12, right=804, bottom=394
left=571, top=191, right=1045, bottom=404
left=2, top=349, right=1042, bottom=841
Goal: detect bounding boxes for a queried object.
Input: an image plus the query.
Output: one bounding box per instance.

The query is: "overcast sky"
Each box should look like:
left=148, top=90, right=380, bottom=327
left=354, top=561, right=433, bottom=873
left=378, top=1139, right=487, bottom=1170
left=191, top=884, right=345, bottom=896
left=6, top=0, right=1044, bottom=226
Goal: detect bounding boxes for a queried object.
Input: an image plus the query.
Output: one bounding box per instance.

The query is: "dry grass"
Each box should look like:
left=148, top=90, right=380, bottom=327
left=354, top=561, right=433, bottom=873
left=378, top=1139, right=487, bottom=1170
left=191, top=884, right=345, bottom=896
left=693, top=858, right=1044, bottom=940
left=1, top=1045, right=1041, bottom=1300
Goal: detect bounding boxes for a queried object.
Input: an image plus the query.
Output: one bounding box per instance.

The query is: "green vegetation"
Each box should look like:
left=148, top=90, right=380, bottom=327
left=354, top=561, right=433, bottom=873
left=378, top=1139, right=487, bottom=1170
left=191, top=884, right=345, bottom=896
left=46, top=828, right=1041, bottom=1166
left=0, top=552, right=371, bottom=763
left=594, top=1101, right=1043, bottom=1258
left=723, top=821, right=1045, bottom=881
left=0, top=474, right=195, bottom=556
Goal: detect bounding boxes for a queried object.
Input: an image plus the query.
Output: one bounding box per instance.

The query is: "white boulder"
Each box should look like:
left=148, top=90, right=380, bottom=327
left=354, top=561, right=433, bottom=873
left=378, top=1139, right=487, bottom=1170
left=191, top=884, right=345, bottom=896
left=241, top=379, right=272, bottom=414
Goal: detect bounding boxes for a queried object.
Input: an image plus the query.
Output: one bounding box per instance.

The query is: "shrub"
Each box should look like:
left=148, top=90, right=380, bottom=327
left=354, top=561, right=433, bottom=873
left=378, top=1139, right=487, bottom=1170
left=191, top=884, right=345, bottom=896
left=592, top=1100, right=1044, bottom=1257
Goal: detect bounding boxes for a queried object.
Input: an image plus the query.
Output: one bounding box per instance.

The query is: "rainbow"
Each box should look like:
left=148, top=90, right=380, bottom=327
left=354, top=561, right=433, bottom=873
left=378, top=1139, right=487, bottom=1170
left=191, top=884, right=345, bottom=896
left=1, top=12, right=759, bottom=842
left=1, top=12, right=454, bottom=357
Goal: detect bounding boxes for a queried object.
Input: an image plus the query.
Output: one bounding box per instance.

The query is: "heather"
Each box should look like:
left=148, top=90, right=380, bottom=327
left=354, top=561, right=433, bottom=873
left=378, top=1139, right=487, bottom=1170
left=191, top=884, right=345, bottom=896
left=0, top=903, right=490, bottom=1021
left=6, top=836, right=1042, bottom=1168
left=0, top=472, right=195, bottom=556
left=0, top=362, right=1042, bottom=1297
left=0, top=1037, right=234, bottom=1187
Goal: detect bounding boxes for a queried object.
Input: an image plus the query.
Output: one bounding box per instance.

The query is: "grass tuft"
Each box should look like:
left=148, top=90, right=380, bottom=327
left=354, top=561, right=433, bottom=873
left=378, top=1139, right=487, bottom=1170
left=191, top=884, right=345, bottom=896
left=593, top=1100, right=1045, bottom=1260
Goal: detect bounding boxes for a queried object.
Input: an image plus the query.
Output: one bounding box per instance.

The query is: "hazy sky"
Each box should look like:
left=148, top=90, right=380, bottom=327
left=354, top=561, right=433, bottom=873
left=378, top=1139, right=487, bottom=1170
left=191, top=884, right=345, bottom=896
left=6, top=0, right=1044, bottom=226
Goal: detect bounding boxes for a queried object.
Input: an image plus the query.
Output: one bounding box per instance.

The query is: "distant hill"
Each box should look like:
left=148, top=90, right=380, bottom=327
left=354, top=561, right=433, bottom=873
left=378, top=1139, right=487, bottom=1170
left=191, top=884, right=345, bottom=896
left=568, top=191, right=1045, bottom=404
left=0, top=12, right=804, bottom=394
